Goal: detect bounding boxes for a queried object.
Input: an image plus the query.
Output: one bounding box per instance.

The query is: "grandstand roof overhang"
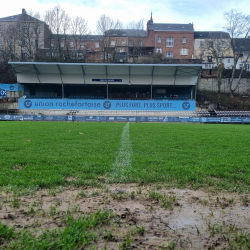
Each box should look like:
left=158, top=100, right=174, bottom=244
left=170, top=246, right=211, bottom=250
left=9, top=62, right=202, bottom=86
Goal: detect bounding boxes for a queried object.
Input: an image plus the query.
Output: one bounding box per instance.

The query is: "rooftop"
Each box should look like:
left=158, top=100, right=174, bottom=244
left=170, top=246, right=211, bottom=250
left=234, top=38, right=250, bottom=52
left=149, top=23, right=194, bottom=32
left=0, top=9, right=41, bottom=22
left=194, top=31, right=231, bottom=39
left=105, top=29, right=147, bottom=37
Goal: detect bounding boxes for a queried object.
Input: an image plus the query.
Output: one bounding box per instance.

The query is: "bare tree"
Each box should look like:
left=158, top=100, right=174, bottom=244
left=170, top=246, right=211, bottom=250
left=224, top=9, right=250, bottom=96
left=70, top=16, right=89, bottom=62
left=204, top=37, right=232, bottom=93
left=44, top=5, right=71, bottom=61
left=126, top=19, right=145, bottom=63
left=0, top=22, right=19, bottom=62
left=0, top=10, right=44, bottom=62
left=96, top=14, right=123, bottom=62
left=16, top=12, right=44, bottom=61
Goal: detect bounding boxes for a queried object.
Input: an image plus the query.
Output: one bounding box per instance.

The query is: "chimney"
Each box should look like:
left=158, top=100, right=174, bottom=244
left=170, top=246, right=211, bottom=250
left=22, top=9, right=27, bottom=15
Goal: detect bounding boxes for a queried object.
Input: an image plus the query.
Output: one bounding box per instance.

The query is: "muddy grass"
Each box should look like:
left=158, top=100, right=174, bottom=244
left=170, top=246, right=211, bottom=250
left=1, top=183, right=250, bottom=249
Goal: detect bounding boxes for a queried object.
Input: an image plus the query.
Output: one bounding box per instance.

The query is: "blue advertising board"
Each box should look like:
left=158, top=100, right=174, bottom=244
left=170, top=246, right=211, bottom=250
left=0, top=83, right=22, bottom=91
left=0, top=89, right=7, bottom=96
left=1, top=114, right=250, bottom=124
left=19, top=99, right=196, bottom=111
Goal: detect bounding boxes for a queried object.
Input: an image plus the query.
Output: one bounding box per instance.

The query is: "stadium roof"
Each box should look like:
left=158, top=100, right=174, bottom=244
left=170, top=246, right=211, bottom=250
left=9, top=62, right=202, bottom=86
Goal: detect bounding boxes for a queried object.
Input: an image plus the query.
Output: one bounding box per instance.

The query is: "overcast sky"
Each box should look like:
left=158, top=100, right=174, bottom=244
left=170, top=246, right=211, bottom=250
left=0, top=0, right=249, bottom=34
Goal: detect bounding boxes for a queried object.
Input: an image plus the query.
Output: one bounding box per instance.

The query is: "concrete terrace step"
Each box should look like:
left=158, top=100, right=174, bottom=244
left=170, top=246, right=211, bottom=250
left=19, top=109, right=198, bottom=117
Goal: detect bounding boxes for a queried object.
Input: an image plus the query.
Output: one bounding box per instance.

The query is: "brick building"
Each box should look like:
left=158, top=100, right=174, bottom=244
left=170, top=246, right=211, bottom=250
left=0, top=9, right=50, bottom=62
left=147, top=14, right=194, bottom=59
left=1, top=10, right=234, bottom=67
left=103, top=14, right=195, bottom=63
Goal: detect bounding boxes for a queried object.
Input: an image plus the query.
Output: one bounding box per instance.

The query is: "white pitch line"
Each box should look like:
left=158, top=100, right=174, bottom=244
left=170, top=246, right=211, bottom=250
left=109, top=122, right=132, bottom=182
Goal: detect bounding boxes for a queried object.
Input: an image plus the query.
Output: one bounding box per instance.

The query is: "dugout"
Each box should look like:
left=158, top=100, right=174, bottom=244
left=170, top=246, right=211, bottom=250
left=9, top=62, right=202, bottom=112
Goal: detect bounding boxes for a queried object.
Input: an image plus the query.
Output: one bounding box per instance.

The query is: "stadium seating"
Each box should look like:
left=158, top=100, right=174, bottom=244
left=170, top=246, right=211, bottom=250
left=215, top=110, right=250, bottom=117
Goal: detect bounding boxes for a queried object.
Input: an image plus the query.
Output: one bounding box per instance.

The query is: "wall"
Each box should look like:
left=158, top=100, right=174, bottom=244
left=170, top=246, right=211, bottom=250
left=198, top=77, right=250, bottom=94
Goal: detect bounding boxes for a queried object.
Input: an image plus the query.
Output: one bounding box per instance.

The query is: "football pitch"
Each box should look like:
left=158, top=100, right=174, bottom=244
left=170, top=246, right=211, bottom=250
left=1, top=121, right=250, bottom=192
left=1, top=121, right=250, bottom=249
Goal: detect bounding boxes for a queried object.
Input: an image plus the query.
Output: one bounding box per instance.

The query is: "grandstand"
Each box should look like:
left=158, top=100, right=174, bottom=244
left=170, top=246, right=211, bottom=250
left=8, top=62, right=201, bottom=116
left=2, top=62, right=249, bottom=123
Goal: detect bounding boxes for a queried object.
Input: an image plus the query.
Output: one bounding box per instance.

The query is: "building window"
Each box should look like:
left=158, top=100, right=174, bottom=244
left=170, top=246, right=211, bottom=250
left=201, top=50, right=205, bottom=57
left=200, top=41, right=204, bottom=48
left=51, top=42, right=54, bottom=47
left=9, top=36, right=14, bottom=45
left=128, top=40, right=132, bottom=46
left=95, top=42, right=99, bottom=48
left=22, top=27, right=27, bottom=34
left=157, top=37, right=161, bottom=43
left=239, top=63, right=243, bottom=69
left=122, top=40, right=126, bottom=45
left=139, top=40, right=143, bottom=46
left=166, top=37, right=174, bottom=47
left=156, top=48, right=162, bottom=53
left=221, top=41, right=225, bottom=47
left=102, top=53, right=111, bottom=59
left=227, top=58, right=230, bottom=63
left=166, top=51, right=173, bottom=58
left=46, top=52, right=50, bottom=57
left=80, top=42, right=84, bottom=48
left=207, top=56, right=212, bottom=62
left=78, top=52, right=84, bottom=59
left=218, top=51, right=222, bottom=57
left=22, top=50, right=27, bottom=60
left=180, top=48, right=188, bottom=55
left=205, top=64, right=212, bottom=69
left=0, top=37, right=2, bottom=45
left=61, top=42, right=64, bottom=47
left=182, top=37, right=186, bottom=43
left=34, top=26, right=39, bottom=34
left=70, top=42, right=74, bottom=48
left=0, top=25, right=2, bottom=32
left=246, top=64, right=250, bottom=71
left=111, top=40, right=115, bottom=46
left=22, top=39, right=26, bottom=46
left=52, top=52, right=58, bottom=57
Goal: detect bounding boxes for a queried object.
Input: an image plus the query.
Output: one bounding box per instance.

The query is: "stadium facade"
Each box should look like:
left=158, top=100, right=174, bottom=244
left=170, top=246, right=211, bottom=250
left=9, top=62, right=201, bottom=112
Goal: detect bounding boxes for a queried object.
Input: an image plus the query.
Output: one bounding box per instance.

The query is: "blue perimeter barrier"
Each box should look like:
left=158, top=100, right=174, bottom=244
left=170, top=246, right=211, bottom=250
left=1, top=115, right=250, bottom=123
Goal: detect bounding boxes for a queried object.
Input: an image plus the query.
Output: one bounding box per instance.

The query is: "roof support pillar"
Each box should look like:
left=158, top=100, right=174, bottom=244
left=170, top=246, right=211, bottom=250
left=174, top=66, right=178, bottom=85
left=32, top=64, right=41, bottom=84
left=129, top=66, right=131, bottom=85
left=57, top=65, right=64, bottom=98
left=105, top=65, right=108, bottom=99
left=151, top=66, right=154, bottom=100
left=81, top=65, right=86, bottom=84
